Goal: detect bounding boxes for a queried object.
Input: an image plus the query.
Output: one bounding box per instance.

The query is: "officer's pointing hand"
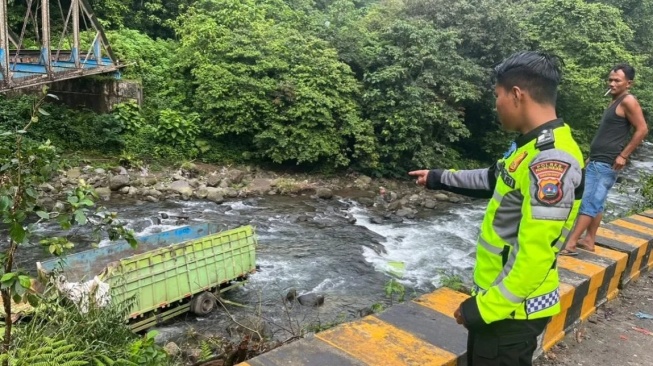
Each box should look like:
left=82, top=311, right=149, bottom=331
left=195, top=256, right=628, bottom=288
left=408, top=170, right=429, bottom=186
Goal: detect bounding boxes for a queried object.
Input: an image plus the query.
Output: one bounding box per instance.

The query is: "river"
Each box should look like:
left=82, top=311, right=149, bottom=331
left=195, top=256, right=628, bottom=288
left=12, top=141, right=653, bottom=345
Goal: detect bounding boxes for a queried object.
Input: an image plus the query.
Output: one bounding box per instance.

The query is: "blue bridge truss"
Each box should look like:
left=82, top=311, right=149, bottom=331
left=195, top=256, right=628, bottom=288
left=0, top=0, right=123, bottom=92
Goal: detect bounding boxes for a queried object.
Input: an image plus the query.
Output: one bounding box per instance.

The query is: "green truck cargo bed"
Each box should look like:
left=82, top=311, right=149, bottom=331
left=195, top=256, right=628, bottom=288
left=37, top=224, right=257, bottom=331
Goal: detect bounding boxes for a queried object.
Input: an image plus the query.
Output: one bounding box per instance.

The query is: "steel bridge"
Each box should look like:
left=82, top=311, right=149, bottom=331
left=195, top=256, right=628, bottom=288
left=0, top=0, right=123, bottom=92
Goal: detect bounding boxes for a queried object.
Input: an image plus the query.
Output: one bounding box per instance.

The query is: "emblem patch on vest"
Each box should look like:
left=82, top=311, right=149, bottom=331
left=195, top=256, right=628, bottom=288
left=509, top=151, right=528, bottom=172
left=530, top=160, right=570, bottom=205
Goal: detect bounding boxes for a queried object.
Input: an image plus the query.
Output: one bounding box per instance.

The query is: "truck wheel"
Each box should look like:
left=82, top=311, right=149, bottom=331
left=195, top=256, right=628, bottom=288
left=190, top=292, right=216, bottom=316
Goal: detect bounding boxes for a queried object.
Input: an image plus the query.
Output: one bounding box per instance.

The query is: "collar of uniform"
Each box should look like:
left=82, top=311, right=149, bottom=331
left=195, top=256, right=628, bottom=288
left=515, top=118, right=564, bottom=148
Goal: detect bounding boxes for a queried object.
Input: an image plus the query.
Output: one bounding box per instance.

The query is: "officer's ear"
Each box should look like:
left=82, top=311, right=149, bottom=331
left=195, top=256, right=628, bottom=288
left=511, top=86, right=523, bottom=106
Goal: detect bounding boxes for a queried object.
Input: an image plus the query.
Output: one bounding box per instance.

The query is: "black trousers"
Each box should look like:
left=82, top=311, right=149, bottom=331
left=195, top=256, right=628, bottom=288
left=466, top=317, right=550, bottom=366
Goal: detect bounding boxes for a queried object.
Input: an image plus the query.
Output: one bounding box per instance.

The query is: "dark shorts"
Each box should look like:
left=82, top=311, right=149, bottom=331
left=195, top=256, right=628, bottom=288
left=579, top=161, right=619, bottom=218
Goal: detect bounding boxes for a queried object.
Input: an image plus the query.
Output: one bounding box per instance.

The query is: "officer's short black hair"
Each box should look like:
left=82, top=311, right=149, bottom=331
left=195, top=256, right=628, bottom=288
left=611, top=63, right=635, bottom=81
left=494, top=51, right=563, bottom=106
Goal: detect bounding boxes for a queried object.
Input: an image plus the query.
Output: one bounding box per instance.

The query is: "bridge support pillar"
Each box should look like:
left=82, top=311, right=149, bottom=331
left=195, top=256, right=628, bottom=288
left=11, top=77, right=142, bottom=113
left=51, top=77, right=141, bottom=113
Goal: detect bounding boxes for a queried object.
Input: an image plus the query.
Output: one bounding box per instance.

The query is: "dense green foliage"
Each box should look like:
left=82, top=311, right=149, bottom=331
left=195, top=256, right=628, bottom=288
left=3, top=0, right=652, bottom=175
left=0, top=91, right=167, bottom=365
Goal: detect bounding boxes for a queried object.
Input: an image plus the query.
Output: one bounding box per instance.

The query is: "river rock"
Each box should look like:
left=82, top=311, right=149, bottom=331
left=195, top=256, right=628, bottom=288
left=36, top=197, right=56, bottom=211
left=207, top=174, right=221, bottom=187
left=145, top=195, right=159, bottom=203
left=448, top=196, right=462, bottom=203
left=39, top=183, right=56, bottom=193
left=225, top=188, right=238, bottom=198
left=316, top=188, right=333, bottom=199
left=94, top=168, right=106, bottom=175
left=285, top=288, right=298, bottom=303
left=188, top=178, right=200, bottom=188
left=119, top=186, right=130, bottom=194
left=409, top=194, right=420, bottom=202
left=109, top=175, right=130, bottom=191
left=95, top=187, right=111, bottom=201
left=185, top=348, right=202, bottom=364
left=163, top=342, right=180, bottom=357
left=297, top=293, right=325, bottom=307
left=169, top=180, right=193, bottom=196
left=387, top=201, right=401, bottom=211
left=66, top=167, right=81, bottom=180
left=219, top=178, right=231, bottom=189
left=424, top=199, right=437, bottom=209
left=434, top=193, right=449, bottom=201
left=206, top=187, right=224, bottom=203
left=248, top=178, right=272, bottom=195
left=181, top=162, right=200, bottom=177
left=112, top=166, right=128, bottom=175
left=128, top=187, right=139, bottom=195
left=387, top=191, right=398, bottom=202
left=195, top=187, right=209, bottom=199
left=228, top=169, right=245, bottom=184
left=396, top=208, right=416, bottom=219
left=296, top=215, right=312, bottom=222
left=354, top=175, right=372, bottom=189
left=132, top=176, right=157, bottom=187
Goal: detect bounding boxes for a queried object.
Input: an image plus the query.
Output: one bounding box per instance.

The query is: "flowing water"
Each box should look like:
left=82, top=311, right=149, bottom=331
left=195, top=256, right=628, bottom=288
left=10, top=141, right=653, bottom=343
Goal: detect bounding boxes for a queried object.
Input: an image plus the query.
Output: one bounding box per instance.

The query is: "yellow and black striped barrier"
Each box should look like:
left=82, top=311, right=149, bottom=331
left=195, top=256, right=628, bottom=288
left=239, top=210, right=653, bottom=366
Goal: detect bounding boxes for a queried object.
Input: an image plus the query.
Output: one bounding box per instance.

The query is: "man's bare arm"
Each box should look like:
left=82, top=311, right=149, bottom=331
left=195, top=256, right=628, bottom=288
left=621, top=95, right=648, bottom=158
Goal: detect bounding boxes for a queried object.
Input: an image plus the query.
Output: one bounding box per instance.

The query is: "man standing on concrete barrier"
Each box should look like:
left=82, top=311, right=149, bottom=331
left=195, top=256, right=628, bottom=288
left=560, top=64, right=648, bottom=256
left=409, top=51, right=584, bottom=365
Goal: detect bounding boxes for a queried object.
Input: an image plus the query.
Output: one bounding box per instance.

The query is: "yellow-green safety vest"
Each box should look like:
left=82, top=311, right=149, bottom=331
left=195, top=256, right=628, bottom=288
left=427, top=118, right=584, bottom=326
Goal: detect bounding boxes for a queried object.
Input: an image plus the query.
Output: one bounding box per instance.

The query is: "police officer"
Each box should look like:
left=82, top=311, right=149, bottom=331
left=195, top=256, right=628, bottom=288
left=410, top=51, right=584, bottom=366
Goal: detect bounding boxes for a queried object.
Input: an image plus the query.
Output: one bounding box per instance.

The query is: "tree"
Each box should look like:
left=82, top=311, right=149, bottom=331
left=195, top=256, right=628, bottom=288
left=175, top=0, right=378, bottom=169
left=0, top=90, right=136, bottom=360
left=355, top=4, right=485, bottom=174
left=526, top=0, right=651, bottom=151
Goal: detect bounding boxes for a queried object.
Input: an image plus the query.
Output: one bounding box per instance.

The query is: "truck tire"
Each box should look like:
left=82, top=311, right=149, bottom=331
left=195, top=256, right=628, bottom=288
left=190, top=291, right=216, bottom=316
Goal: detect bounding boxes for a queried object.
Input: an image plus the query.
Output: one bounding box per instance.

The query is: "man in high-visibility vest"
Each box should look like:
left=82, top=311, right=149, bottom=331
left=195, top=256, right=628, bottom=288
left=410, top=51, right=584, bottom=366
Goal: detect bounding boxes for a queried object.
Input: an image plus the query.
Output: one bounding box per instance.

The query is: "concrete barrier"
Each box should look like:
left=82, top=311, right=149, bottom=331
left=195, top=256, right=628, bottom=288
left=238, top=210, right=653, bottom=366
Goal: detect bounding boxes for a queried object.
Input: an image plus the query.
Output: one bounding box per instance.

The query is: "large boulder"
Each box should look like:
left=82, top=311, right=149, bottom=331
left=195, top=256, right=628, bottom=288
left=248, top=178, right=272, bottom=195
left=206, top=174, right=222, bottom=187
left=228, top=169, right=245, bottom=184
left=206, top=188, right=224, bottom=203
left=169, top=180, right=193, bottom=197
left=353, top=175, right=372, bottom=189
left=316, top=188, right=333, bottom=199
left=109, top=174, right=130, bottom=191
left=434, top=193, right=449, bottom=201
left=297, top=293, right=325, bottom=307
left=95, top=187, right=111, bottom=201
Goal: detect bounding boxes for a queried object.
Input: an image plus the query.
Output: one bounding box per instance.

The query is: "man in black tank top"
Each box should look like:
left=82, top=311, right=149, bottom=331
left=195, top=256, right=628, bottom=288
left=561, top=64, right=648, bottom=256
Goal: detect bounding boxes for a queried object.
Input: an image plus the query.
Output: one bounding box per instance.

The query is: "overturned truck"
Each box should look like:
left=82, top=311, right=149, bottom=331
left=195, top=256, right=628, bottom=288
left=36, top=224, right=258, bottom=331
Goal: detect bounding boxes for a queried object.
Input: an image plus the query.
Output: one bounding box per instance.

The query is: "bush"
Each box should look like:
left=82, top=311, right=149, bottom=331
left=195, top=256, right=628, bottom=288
left=3, top=294, right=173, bottom=366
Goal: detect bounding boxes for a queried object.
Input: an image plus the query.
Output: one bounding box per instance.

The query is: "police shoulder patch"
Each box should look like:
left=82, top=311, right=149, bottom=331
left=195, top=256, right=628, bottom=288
left=529, top=160, right=570, bottom=205
left=508, top=151, right=528, bottom=172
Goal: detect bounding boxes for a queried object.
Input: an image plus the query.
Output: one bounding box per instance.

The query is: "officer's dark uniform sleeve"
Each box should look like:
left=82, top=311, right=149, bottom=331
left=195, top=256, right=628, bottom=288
left=426, top=164, right=499, bottom=199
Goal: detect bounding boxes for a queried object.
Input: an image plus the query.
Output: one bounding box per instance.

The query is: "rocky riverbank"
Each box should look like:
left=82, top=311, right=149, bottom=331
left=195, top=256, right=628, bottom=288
left=36, top=162, right=472, bottom=221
